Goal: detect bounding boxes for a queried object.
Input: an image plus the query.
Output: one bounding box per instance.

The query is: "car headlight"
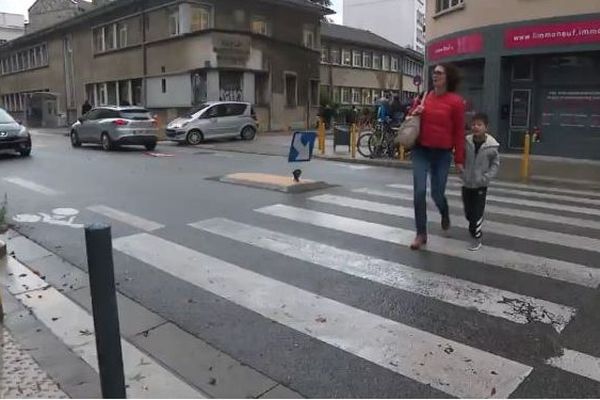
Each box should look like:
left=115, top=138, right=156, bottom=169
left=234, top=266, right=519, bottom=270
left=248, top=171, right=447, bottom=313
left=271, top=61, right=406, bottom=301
left=17, top=126, right=29, bottom=137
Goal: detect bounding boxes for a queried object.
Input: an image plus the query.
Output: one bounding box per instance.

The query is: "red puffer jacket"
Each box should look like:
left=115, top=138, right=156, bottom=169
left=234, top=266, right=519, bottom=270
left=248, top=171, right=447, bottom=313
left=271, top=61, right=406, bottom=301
left=417, top=92, right=466, bottom=165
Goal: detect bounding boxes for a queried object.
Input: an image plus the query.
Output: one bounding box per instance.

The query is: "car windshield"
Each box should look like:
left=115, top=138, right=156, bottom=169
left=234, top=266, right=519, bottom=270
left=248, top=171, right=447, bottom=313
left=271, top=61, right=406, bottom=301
left=0, top=108, right=16, bottom=124
left=184, top=103, right=211, bottom=118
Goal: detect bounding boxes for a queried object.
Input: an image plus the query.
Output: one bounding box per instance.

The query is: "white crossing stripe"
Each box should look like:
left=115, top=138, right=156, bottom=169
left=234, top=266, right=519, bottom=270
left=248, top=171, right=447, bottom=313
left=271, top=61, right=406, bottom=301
left=353, top=188, right=600, bottom=231
left=448, top=177, right=600, bottom=199
left=447, top=182, right=600, bottom=207
left=310, top=194, right=600, bottom=253
left=3, top=256, right=205, bottom=398
left=113, top=232, right=533, bottom=398
left=87, top=205, right=164, bottom=232
left=191, top=218, right=576, bottom=329
left=388, top=184, right=600, bottom=218
left=546, top=348, right=600, bottom=383
left=256, top=204, right=600, bottom=289
left=3, top=177, right=60, bottom=196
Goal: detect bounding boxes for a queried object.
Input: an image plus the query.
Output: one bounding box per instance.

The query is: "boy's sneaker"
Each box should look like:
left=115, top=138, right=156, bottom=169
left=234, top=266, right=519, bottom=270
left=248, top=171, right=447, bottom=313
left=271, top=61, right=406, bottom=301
left=468, top=238, right=482, bottom=251
left=441, top=214, right=451, bottom=231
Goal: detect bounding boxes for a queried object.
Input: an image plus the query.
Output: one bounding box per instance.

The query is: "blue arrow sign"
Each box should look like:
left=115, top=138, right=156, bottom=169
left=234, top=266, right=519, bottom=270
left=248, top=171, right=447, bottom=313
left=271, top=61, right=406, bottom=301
left=288, top=131, right=316, bottom=163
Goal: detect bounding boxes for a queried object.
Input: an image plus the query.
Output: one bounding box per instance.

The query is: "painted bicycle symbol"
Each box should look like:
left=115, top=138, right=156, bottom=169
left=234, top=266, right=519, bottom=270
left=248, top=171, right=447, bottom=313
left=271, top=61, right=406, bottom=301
left=13, top=208, right=84, bottom=229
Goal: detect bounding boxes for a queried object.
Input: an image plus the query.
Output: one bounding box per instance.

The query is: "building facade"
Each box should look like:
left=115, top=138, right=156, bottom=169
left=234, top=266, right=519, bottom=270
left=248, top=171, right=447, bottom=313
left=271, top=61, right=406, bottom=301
left=344, top=0, right=426, bottom=53
left=320, top=24, right=424, bottom=109
left=0, top=0, right=328, bottom=131
left=26, top=0, right=95, bottom=34
left=0, top=13, right=25, bottom=45
left=426, top=0, right=600, bottom=160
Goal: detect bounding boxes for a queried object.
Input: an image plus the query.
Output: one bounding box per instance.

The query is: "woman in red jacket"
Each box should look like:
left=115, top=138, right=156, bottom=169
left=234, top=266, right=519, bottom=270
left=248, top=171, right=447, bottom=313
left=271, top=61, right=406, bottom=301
left=410, top=63, right=465, bottom=250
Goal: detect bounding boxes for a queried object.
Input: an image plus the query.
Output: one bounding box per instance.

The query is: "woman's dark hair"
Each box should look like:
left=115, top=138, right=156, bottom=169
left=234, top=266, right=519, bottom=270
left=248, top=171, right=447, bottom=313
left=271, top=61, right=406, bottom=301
left=438, top=63, right=462, bottom=92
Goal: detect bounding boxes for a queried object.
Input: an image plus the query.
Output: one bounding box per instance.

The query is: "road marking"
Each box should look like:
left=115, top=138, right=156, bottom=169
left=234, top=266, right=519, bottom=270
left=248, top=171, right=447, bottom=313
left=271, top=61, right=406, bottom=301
left=3, top=177, right=60, bottom=196
left=113, top=232, right=533, bottom=398
left=191, top=218, right=575, bottom=330
left=546, top=349, right=600, bottom=383
left=87, top=205, right=164, bottom=232
left=353, top=188, right=600, bottom=231
left=311, top=194, right=600, bottom=253
left=447, top=182, right=600, bottom=207
left=256, top=204, right=600, bottom=289
left=4, top=256, right=205, bottom=398
left=388, top=184, right=600, bottom=218
left=448, top=177, right=600, bottom=199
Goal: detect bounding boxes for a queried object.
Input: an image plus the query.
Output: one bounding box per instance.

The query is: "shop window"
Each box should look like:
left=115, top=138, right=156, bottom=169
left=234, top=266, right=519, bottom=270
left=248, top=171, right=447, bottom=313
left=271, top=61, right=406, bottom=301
left=332, top=87, right=340, bottom=104
left=352, top=88, right=361, bottom=104
left=353, top=50, right=361, bottom=67
left=192, top=71, right=208, bottom=105
left=341, top=88, right=351, bottom=104
left=220, top=71, right=243, bottom=102
left=132, top=79, right=143, bottom=106
left=285, top=73, right=297, bottom=107
left=191, top=5, right=211, bottom=32
left=107, top=82, right=117, bottom=105
left=161, top=79, right=167, bottom=94
left=362, top=89, right=371, bottom=105
left=330, top=48, right=340, bottom=65
left=119, top=81, right=131, bottom=105
left=512, top=58, right=533, bottom=81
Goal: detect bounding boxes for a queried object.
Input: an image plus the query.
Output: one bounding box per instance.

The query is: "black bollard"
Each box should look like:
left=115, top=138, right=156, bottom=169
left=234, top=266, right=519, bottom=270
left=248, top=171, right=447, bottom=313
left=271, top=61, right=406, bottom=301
left=85, top=223, right=126, bottom=399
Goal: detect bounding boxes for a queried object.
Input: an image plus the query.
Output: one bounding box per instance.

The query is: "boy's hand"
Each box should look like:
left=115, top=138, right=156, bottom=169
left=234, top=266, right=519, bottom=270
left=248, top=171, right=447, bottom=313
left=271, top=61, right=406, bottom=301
left=455, top=164, right=464, bottom=174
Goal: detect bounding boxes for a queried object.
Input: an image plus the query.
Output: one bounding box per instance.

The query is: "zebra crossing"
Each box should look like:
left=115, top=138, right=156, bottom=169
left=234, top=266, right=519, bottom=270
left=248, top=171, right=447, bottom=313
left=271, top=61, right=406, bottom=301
left=76, top=180, right=600, bottom=396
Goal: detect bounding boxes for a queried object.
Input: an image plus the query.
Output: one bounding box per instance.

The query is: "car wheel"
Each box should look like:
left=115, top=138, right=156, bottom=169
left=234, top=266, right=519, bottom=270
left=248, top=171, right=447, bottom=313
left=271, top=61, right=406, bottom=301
left=241, top=126, right=256, bottom=141
left=70, top=130, right=81, bottom=147
left=145, top=142, right=157, bottom=151
left=186, top=130, right=203, bottom=146
left=20, top=148, right=31, bottom=157
left=101, top=133, right=113, bottom=151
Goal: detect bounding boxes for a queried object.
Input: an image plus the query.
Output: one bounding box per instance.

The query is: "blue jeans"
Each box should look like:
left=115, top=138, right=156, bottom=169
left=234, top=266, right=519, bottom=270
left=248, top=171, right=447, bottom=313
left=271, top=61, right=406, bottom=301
left=412, top=146, right=452, bottom=235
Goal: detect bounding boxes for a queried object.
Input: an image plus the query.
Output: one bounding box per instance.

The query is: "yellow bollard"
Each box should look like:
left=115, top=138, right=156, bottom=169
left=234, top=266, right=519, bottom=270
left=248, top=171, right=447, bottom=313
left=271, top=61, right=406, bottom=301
left=521, top=132, right=531, bottom=182
left=398, top=145, right=405, bottom=161
left=318, top=120, right=326, bottom=155
left=351, top=123, right=357, bottom=159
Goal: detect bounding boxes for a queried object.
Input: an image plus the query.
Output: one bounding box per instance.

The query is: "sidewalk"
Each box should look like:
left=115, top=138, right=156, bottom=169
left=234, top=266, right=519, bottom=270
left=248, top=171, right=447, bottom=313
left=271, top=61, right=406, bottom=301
left=192, top=133, right=600, bottom=191
left=1, top=238, right=68, bottom=398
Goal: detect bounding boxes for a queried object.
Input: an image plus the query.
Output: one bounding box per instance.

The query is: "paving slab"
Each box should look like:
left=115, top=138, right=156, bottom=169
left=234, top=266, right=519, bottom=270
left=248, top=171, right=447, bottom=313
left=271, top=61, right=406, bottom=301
left=218, top=173, right=332, bottom=193
left=26, top=254, right=89, bottom=294
left=6, top=235, right=53, bottom=263
left=131, top=322, right=278, bottom=398
left=259, top=384, right=304, bottom=399
left=67, top=286, right=166, bottom=339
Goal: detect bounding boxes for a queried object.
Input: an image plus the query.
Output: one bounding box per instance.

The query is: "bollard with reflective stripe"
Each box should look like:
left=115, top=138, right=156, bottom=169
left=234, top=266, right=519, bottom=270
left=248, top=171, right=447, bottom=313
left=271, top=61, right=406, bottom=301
left=521, top=133, right=531, bottom=182
left=318, top=120, right=326, bottom=155
left=351, top=124, right=357, bottom=159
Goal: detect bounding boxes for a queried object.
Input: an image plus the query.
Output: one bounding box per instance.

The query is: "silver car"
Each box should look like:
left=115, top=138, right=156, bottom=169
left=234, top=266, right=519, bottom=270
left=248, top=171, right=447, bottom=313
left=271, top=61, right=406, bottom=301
left=70, top=106, right=159, bottom=151
left=166, top=101, right=258, bottom=145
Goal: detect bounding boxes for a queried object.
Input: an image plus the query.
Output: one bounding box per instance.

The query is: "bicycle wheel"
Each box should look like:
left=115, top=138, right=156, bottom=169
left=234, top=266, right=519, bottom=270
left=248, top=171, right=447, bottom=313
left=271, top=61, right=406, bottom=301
left=357, top=132, right=374, bottom=158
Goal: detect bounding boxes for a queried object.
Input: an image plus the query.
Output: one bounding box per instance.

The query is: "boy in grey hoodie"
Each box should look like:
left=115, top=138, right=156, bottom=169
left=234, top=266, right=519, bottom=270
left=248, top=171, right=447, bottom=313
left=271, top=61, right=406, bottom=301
left=461, top=113, right=500, bottom=251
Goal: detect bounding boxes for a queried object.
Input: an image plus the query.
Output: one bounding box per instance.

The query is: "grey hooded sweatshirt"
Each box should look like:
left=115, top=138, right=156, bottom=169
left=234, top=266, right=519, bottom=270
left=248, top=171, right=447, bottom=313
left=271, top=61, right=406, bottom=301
left=461, top=134, right=500, bottom=188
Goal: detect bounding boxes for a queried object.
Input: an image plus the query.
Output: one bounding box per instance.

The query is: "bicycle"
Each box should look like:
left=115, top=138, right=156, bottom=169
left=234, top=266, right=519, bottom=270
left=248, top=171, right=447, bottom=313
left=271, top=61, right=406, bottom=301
left=357, top=120, right=397, bottom=159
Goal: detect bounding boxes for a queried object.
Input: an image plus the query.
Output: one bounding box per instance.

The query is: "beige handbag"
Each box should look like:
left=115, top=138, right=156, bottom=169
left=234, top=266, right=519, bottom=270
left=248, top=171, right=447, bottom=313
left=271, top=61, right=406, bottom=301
left=394, top=92, right=428, bottom=149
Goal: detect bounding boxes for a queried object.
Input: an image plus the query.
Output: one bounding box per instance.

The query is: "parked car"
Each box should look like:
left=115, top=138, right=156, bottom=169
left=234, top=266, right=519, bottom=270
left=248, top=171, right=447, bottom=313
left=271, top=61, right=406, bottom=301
left=0, top=107, right=32, bottom=157
left=70, top=106, right=158, bottom=151
left=166, top=101, right=257, bottom=145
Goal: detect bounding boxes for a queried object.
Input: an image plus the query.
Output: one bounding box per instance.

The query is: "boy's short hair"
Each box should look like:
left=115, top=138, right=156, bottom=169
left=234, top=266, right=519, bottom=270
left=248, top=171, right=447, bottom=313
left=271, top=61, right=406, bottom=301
left=471, top=112, right=489, bottom=126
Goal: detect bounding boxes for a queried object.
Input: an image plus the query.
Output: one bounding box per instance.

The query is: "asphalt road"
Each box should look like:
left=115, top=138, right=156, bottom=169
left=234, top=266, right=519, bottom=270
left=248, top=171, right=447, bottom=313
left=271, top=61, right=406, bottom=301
left=2, top=130, right=600, bottom=398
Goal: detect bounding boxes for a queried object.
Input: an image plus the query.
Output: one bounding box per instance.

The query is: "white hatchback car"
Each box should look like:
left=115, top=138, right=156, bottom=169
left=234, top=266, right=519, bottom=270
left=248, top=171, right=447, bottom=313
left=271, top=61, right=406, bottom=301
left=166, top=101, right=258, bottom=145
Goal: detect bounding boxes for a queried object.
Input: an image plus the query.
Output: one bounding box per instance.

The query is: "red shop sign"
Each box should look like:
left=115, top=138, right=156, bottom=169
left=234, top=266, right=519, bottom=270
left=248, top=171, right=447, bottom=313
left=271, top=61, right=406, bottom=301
left=505, top=19, right=600, bottom=48
left=427, top=33, right=484, bottom=61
